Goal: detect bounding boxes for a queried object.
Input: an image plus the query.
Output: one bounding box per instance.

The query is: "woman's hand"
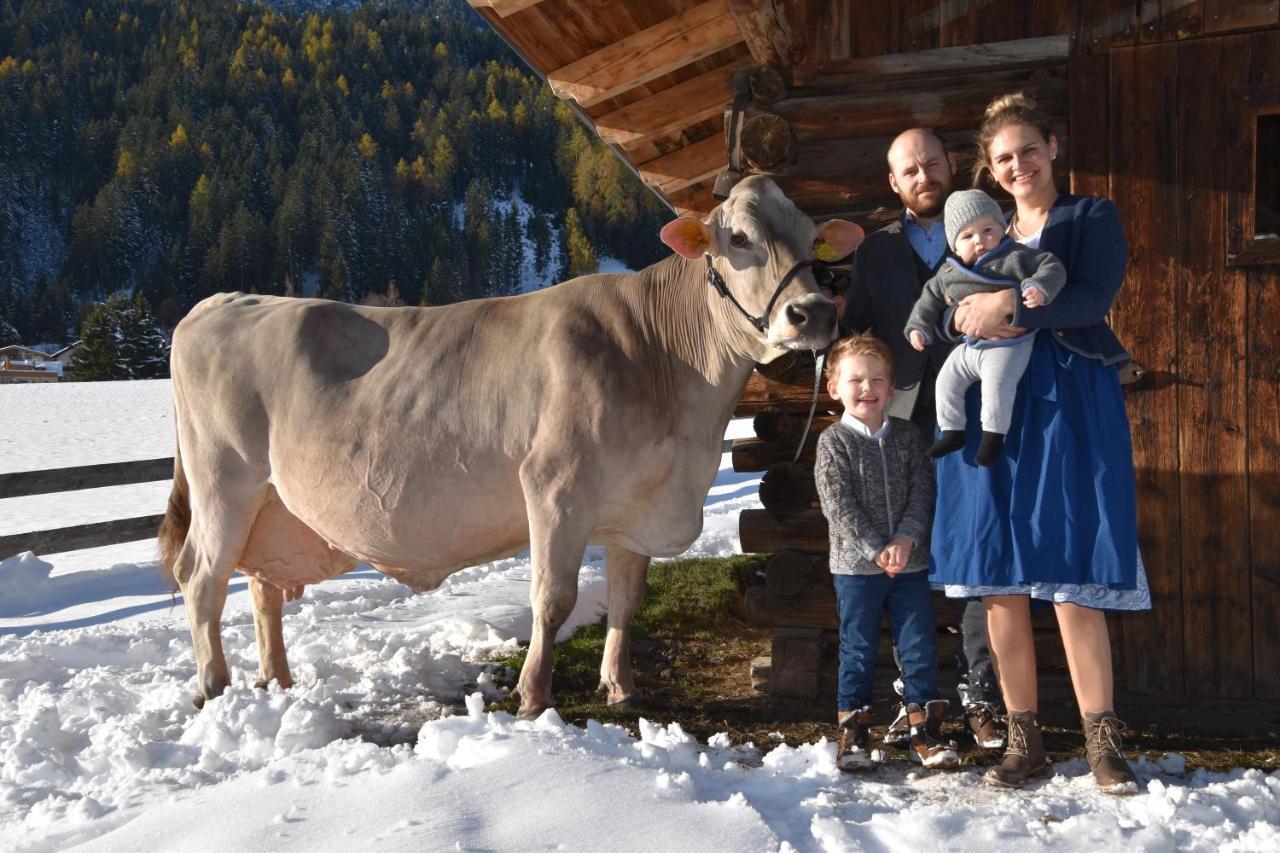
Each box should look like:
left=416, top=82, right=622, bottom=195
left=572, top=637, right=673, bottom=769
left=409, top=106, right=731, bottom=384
left=953, top=290, right=1026, bottom=339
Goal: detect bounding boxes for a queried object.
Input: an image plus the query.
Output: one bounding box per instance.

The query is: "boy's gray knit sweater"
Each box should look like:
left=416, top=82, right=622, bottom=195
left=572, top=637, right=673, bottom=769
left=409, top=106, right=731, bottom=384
left=904, top=238, right=1067, bottom=344
left=815, top=417, right=935, bottom=576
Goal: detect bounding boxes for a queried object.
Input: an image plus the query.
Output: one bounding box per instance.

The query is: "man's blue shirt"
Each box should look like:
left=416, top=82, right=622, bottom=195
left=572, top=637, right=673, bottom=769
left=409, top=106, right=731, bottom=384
left=903, top=209, right=946, bottom=268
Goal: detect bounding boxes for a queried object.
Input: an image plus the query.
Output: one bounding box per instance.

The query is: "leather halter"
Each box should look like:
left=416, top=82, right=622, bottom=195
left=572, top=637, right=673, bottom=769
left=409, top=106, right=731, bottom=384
left=703, top=254, right=824, bottom=334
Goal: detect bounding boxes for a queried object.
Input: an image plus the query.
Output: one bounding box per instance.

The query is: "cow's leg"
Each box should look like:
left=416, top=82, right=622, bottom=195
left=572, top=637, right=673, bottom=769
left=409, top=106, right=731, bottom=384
left=516, top=459, right=594, bottom=720
left=599, top=545, right=650, bottom=707
left=174, top=475, right=267, bottom=708
left=249, top=578, right=293, bottom=690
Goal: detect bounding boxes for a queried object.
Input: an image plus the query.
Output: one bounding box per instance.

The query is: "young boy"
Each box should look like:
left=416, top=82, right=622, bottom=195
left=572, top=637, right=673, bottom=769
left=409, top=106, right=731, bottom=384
left=903, top=189, right=1066, bottom=466
left=814, top=334, right=958, bottom=770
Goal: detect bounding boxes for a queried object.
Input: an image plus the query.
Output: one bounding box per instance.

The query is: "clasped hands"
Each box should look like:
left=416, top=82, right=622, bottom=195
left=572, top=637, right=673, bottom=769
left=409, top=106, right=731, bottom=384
left=876, top=536, right=915, bottom=575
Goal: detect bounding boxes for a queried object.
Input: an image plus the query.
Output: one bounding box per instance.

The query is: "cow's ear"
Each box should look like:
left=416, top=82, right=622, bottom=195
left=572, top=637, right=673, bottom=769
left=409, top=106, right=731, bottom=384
left=660, top=216, right=711, bottom=260
left=815, top=220, right=865, bottom=262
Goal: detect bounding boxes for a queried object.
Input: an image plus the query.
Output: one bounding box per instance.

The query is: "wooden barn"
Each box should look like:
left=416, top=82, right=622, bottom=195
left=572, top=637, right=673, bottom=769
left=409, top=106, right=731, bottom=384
left=468, top=0, right=1280, bottom=715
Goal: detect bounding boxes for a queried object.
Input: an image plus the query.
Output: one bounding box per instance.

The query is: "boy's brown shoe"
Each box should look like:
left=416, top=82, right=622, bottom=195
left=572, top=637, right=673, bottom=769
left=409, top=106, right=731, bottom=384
left=1083, top=711, right=1139, bottom=795
left=836, top=707, right=876, bottom=771
left=984, top=710, right=1048, bottom=788
left=883, top=703, right=910, bottom=748
left=905, top=701, right=960, bottom=768
left=965, top=703, right=1006, bottom=749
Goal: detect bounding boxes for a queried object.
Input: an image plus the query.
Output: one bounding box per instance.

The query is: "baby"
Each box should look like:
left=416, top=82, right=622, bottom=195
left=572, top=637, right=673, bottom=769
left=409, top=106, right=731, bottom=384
left=903, top=189, right=1066, bottom=467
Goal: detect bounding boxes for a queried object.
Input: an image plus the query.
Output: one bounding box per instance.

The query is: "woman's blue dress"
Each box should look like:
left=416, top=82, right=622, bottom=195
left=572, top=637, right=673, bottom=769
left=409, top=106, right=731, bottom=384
left=928, top=196, right=1151, bottom=611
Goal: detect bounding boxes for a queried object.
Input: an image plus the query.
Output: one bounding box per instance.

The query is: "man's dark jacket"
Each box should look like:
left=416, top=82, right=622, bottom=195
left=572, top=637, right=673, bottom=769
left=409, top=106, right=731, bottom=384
left=840, top=217, right=955, bottom=430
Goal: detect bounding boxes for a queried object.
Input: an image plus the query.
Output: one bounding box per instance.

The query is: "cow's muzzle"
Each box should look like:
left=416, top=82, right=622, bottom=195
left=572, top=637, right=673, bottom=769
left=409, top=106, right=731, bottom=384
left=771, top=292, right=838, bottom=350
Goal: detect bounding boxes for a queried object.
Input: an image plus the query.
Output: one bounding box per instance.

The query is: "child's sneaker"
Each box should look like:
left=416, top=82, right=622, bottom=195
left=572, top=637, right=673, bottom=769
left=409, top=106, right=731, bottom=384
left=905, top=700, right=960, bottom=768
left=836, top=707, right=876, bottom=771
left=883, top=703, right=911, bottom=748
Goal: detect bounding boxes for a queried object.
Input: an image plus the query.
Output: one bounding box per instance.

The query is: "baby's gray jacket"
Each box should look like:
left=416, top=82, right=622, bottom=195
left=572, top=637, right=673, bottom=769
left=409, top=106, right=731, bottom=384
left=814, top=417, right=935, bottom=576
left=904, top=238, right=1067, bottom=345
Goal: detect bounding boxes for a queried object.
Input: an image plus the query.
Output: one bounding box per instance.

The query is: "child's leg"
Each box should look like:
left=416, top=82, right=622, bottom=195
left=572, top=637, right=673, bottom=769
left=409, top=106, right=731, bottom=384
left=885, top=570, right=939, bottom=706
left=834, top=573, right=891, bottom=714
left=975, top=337, right=1036, bottom=435
left=934, top=346, right=981, bottom=433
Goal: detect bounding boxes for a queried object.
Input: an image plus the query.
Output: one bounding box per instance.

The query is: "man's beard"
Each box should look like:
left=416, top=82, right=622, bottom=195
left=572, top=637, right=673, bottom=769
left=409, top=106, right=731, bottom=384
left=905, top=185, right=947, bottom=218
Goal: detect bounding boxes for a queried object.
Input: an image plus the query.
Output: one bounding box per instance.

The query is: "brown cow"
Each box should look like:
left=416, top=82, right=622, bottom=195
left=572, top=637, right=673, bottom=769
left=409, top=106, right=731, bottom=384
left=159, top=176, right=863, bottom=718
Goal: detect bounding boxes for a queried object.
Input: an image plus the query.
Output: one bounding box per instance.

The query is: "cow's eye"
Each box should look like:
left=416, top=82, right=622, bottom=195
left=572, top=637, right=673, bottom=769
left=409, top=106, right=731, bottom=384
left=730, top=232, right=750, bottom=249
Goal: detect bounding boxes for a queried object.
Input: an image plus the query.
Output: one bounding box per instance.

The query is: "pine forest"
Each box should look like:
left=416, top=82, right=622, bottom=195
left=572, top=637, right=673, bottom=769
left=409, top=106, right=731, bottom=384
left=0, top=0, right=672, bottom=356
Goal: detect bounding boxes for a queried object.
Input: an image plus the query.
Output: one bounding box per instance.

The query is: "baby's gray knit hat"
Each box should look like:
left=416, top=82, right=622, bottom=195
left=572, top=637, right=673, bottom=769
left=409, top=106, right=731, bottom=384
left=944, top=189, right=1005, bottom=249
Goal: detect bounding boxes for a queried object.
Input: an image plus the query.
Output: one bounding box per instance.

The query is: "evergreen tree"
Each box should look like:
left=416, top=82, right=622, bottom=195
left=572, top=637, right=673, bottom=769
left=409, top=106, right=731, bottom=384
left=68, top=298, right=127, bottom=381
left=562, top=208, right=596, bottom=279
left=117, top=293, right=171, bottom=378
left=0, top=315, right=18, bottom=346
left=528, top=211, right=551, bottom=281
left=68, top=293, right=169, bottom=380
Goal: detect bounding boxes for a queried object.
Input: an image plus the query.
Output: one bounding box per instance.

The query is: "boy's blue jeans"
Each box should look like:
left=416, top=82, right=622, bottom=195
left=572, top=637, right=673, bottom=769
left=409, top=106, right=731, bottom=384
left=834, top=569, right=939, bottom=711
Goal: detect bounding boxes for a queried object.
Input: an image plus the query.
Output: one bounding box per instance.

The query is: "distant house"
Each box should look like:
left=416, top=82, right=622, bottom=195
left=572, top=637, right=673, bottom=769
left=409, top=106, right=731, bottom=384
left=0, top=342, right=79, bottom=383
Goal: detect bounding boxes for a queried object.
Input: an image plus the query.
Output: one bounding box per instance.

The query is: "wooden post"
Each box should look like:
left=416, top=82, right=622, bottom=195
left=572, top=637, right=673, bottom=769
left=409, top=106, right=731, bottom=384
left=727, top=0, right=805, bottom=68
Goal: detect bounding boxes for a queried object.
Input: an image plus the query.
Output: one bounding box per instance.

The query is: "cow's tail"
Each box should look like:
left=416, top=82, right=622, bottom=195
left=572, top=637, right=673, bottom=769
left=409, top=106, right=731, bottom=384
left=158, top=445, right=190, bottom=591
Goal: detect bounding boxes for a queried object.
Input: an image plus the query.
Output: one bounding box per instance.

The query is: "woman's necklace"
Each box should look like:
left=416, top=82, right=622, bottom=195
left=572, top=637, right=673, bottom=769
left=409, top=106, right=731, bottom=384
left=1008, top=192, right=1059, bottom=240
left=1007, top=215, right=1029, bottom=240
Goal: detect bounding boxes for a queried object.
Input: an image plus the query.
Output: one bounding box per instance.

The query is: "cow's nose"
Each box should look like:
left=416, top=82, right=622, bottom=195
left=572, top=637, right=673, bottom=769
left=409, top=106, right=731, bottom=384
left=785, top=298, right=836, bottom=334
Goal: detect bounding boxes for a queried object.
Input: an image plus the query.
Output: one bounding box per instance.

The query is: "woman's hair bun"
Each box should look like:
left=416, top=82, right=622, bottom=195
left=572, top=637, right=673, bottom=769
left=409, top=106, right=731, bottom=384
left=984, top=92, right=1037, bottom=121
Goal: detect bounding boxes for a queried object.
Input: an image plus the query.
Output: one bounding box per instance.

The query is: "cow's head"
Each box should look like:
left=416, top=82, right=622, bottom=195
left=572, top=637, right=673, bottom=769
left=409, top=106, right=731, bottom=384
left=660, top=176, right=863, bottom=356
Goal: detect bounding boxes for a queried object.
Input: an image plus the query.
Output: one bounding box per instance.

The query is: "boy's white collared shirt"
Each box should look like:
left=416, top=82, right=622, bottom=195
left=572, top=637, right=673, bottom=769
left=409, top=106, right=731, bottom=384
left=840, top=411, right=891, bottom=440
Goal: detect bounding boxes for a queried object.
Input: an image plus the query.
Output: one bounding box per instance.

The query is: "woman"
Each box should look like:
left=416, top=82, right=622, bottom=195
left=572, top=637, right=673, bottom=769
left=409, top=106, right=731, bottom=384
left=929, top=93, right=1150, bottom=795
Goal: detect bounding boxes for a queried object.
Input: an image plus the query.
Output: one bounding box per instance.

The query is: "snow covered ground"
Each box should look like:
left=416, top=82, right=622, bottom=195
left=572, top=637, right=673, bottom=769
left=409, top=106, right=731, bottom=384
left=1, top=380, right=1277, bottom=852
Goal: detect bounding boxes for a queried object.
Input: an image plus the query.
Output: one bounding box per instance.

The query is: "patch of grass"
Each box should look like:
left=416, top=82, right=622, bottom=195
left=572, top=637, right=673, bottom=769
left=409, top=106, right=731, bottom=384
left=486, top=554, right=764, bottom=720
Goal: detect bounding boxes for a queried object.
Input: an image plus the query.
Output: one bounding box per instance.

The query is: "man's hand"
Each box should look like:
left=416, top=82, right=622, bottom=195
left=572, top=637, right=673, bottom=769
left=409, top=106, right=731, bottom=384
left=908, top=329, right=927, bottom=352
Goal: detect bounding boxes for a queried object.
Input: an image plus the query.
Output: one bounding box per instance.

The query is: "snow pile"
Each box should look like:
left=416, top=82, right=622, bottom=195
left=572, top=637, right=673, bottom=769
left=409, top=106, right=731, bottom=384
left=48, top=694, right=1280, bottom=853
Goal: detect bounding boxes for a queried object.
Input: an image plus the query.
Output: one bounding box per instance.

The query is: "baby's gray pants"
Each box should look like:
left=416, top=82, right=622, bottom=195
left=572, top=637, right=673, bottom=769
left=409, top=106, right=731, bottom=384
left=935, top=335, right=1036, bottom=436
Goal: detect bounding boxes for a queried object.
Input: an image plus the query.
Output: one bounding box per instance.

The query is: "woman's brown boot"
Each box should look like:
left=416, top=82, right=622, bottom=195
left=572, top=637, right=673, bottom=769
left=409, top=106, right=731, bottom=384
left=1082, top=711, right=1139, bottom=795
left=984, top=709, right=1048, bottom=788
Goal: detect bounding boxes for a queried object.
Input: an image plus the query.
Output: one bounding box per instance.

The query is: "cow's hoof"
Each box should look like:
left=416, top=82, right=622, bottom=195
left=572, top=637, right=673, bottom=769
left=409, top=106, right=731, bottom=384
left=192, top=693, right=206, bottom=709
left=253, top=678, right=269, bottom=690
left=606, top=696, right=638, bottom=710
left=516, top=704, right=549, bottom=721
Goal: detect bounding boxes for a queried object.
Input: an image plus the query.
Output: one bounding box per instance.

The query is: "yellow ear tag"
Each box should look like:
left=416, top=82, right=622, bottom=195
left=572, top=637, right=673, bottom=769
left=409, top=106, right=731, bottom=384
left=814, top=241, right=838, bottom=262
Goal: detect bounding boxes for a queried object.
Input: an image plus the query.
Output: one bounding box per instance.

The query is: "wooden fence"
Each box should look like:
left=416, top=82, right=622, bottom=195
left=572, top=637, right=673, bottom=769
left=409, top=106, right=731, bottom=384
left=0, top=458, right=173, bottom=559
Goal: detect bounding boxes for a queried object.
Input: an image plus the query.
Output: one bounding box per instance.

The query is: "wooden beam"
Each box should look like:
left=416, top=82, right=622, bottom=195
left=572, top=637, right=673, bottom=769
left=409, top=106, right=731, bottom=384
left=736, top=367, right=842, bottom=416
left=465, top=0, right=547, bottom=18
left=636, top=134, right=726, bottom=195
left=0, top=514, right=164, bottom=559
left=740, top=507, right=827, bottom=553
left=666, top=182, right=717, bottom=217
left=727, top=0, right=804, bottom=67
left=774, top=76, right=1069, bottom=143
left=595, top=60, right=748, bottom=148
left=793, top=34, right=1072, bottom=88
left=547, top=0, right=744, bottom=107
left=0, top=457, right=174, bottom=499
left=732, top=435, right=816, bottom=472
